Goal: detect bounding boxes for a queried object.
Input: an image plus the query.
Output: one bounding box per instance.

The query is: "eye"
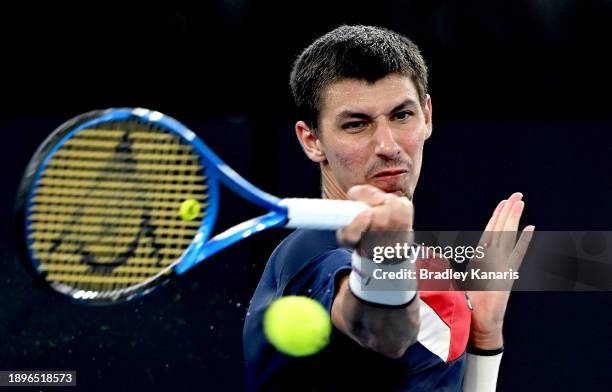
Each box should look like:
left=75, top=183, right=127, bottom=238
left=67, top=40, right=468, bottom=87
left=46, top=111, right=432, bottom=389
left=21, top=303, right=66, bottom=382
left=393, top=111, right=414, bottom=121
left=342, top=121, right=368, bottom=131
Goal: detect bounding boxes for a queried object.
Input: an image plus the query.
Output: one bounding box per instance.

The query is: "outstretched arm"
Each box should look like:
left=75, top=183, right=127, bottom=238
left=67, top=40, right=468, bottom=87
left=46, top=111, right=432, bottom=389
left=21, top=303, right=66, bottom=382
left=331, top=185, right=420, bottom=359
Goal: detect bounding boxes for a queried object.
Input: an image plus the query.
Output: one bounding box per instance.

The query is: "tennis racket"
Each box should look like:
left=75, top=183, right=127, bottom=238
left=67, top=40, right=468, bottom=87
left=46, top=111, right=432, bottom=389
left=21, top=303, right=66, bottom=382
left=15, top=108, right=368, bottom=304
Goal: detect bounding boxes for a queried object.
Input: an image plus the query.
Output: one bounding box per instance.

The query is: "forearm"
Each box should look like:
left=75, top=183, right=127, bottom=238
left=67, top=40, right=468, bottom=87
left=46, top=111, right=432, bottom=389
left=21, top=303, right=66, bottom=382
left=332, top=277, right=420, bottom=359
left=464, top=293, right=506, bottom=392
left=330, top=185, right=420, bottom=358
left=469, top=329, right=504, bottom=350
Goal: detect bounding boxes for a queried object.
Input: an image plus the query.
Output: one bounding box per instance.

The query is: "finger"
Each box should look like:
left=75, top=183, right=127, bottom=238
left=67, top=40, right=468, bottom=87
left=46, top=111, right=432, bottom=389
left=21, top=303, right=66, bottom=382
left=493, top=192, right=523, bottom=232
left=499, top=200, right=525, bottom=250
left=382, top=194, right=414, bottom=230
left=347, top=184, right=387, bottom=206
left=510, top=225, right=535, bottom=270
left=480, top=199, right=506, bottom=246
left=503, top=200, right=525, bottom=232
left=336, top=209, right=373, bottom=247
left=492, top=192, right=523, bottom=244
left=485, top=200, right=506, bottom=232
left=369, top=198, right=393, bottom=231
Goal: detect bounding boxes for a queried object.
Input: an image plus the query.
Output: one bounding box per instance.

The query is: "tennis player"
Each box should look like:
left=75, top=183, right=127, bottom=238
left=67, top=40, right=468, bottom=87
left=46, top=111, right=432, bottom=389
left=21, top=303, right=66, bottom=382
left=244, top=25, right=533, bottom=391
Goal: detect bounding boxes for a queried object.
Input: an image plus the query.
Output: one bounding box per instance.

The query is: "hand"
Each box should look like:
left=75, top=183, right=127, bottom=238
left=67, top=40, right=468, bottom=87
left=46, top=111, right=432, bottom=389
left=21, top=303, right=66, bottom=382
left=467, top=192, right=535, bottom=349
left=336, top=185, right=414, bottom=253
left=332, top=185, right=420, bottom=358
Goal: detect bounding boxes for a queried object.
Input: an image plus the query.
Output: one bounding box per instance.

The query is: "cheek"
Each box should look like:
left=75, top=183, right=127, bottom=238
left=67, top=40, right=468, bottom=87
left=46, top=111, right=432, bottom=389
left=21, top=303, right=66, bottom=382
left=326, top=138, right=366, bottom=170
left=399, top=127, right=428, bottom=155
left=333, top=151, right=354, bottom=169
left=408, top=128, right=427, bottom=146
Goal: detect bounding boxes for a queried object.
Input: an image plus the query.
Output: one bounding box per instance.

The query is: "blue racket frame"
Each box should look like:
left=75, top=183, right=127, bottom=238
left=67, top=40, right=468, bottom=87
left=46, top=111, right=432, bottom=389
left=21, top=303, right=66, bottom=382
left=25, top=108, right=289, bottom=279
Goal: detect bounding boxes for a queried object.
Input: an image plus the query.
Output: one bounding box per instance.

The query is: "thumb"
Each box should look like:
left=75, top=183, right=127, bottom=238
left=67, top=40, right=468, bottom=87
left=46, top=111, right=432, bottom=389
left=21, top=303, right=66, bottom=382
left=336, top=209, right=373, bottom=248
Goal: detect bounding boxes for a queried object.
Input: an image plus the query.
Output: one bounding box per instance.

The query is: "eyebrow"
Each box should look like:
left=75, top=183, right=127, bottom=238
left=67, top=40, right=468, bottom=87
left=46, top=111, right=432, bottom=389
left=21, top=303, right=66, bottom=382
left=335, top=98, right=419, bottom=122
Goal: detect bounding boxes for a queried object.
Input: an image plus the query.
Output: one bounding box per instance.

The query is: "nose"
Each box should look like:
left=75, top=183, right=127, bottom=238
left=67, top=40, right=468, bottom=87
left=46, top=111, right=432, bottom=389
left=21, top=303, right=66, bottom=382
left=373, top=120, right=401, bottom=160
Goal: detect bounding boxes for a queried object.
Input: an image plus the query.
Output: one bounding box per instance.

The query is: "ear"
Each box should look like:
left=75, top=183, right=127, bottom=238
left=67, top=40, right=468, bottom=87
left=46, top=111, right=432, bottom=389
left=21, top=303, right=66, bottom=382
left=295, top=121, right=327, bottom=163
left=424, top=94, right=433, bottom=140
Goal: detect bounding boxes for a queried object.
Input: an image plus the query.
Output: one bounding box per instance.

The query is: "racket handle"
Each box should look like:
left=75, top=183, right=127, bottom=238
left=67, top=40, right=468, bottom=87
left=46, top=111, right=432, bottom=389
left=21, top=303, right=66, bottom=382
left=279, top=198, right=370, bottom=230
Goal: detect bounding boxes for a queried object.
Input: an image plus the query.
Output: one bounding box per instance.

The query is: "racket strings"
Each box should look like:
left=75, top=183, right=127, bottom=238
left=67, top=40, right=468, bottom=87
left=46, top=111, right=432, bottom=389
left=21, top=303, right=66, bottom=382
left=27, top=120, right=209, bottom=298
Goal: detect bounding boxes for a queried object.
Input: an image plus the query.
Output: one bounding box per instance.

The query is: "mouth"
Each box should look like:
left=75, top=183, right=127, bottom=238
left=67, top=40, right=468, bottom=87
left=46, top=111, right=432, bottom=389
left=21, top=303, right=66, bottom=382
left=369, top=168, right=410, bottom=194
left=372, top=168, right=408, bottom=179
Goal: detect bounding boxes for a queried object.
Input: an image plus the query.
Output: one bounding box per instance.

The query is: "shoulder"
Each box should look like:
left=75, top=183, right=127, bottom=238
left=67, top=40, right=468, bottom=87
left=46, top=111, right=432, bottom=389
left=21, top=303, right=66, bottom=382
left=270, top=229, right=340, bottom=262
left=267, top=229, right=351, bottom=294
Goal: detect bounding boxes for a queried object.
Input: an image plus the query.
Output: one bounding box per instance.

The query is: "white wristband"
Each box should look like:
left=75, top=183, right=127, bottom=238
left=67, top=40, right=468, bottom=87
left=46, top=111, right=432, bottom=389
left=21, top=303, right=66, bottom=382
left=463, top=352, right=503, bottom=392
left=348, top=249, right=417, bottom=307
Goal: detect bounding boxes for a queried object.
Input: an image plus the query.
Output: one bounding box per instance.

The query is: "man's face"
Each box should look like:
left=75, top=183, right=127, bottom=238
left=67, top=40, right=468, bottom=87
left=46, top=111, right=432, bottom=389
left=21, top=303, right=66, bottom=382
left=315, top=73, right=432, bottom=199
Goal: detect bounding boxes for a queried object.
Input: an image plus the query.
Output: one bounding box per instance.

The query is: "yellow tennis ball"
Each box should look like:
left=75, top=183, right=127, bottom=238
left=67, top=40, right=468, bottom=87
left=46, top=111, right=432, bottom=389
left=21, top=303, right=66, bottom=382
left=179, top=199, right=201, bottom=221
left=263, top=296, right=332, bottom=357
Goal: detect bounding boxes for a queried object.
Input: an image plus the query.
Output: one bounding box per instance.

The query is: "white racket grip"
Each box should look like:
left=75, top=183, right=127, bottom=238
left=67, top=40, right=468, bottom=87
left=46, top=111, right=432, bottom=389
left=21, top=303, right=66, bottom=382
left=279, top=198, right=370, bottom=230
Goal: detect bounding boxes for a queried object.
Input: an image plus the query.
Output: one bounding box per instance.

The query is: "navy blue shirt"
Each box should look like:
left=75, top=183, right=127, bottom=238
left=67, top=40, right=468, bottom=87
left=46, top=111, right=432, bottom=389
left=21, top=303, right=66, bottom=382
left=244, top=229, right=468, bottom=391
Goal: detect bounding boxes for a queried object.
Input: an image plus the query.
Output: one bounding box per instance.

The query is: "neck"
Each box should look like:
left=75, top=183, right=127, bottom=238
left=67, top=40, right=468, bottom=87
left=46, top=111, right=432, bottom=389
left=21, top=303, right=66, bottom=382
left=321, top=163, right=348, bottom=200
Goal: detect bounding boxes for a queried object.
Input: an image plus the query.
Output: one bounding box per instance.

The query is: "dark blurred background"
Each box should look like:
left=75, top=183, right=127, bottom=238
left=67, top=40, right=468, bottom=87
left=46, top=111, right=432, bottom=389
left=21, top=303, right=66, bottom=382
left=1, top=0, right=611, bottom=390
